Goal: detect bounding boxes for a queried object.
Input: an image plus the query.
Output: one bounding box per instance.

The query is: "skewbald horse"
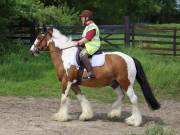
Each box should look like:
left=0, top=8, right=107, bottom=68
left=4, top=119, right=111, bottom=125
left=30, top=27, right=160, bottom=126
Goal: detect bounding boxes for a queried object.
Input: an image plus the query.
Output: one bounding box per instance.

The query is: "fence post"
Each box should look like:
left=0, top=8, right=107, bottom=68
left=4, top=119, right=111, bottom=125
left=173, top=28, right=177, bottom=57
left=30, top=20, right=36, bottom=44
left=124, top=16, right=130, bottom=47
left=131, top=23, right=135, bottom=47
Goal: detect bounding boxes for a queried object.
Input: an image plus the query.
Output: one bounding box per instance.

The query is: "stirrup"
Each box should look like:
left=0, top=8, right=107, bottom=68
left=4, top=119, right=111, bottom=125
left=82, top=76, right=95, bottom=80
left=82, top=72, right=96, bottom=80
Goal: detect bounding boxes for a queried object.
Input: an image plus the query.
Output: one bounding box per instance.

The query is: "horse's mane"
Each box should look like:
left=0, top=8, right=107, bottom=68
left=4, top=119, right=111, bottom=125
left=52, top=28, right=73, bottom=49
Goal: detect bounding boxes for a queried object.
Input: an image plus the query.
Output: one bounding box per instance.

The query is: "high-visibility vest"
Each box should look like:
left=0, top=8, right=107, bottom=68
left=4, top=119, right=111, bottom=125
left=82, top=23, right=101, bottom=55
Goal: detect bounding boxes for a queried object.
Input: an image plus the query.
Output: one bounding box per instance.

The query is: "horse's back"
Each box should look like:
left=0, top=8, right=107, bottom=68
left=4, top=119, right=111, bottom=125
left=105, top=51, right=134, bottom=66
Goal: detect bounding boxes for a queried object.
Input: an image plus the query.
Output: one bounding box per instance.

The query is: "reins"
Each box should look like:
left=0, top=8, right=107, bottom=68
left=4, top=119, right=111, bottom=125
left=39, top=45, right=77, bottom=53
left=59, top=45, right=77, bottom=51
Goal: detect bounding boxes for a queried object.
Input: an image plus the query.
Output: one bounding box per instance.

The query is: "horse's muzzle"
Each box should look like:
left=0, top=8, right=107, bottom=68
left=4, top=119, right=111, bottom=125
left=30, top=49, right=40, bottom=57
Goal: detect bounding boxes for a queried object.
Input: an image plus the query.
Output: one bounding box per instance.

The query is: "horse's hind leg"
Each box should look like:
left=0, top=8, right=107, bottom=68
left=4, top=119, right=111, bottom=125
left=125, top=85, right=142, bottom=126
left=108, top=82, right=125, bottom=118
left=72, top=84, right=93, bottom=121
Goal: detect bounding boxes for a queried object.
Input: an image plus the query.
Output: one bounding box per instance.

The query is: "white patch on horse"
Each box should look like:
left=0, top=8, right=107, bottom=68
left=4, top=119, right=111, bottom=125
left=30, top=39, right=38, bottom=52
left=51, top=28, right=77, bottom=71
left=65, top=81, right=72, bottom=97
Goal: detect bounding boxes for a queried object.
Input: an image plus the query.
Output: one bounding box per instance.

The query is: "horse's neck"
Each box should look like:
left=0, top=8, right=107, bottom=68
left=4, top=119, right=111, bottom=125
left=48, top=43, right=65, bottom=80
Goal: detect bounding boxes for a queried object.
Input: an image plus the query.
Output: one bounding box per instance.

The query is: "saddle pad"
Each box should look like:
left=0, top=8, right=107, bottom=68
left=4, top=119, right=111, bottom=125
left=70, top=48, right=105, bottom=68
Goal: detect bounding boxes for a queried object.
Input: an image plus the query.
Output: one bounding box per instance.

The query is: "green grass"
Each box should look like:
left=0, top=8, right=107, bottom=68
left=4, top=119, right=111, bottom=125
left=130, top=126, right=176, bottom=135
left=0, top=43, right=179, bottom=102
left=0, top=24, right=180, bottom=102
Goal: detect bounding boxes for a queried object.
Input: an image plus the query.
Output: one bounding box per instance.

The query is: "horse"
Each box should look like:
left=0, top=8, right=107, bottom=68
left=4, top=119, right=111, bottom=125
left=30, top=27, right=160, bottom=126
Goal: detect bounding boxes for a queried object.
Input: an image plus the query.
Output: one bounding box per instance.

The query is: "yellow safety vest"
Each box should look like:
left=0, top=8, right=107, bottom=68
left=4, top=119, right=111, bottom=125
left=82, top=23, right=101, bottom=55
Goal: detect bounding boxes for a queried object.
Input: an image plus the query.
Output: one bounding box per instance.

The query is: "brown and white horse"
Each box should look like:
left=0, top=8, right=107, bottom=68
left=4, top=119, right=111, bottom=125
left=30, top=28, right=160, bottom=126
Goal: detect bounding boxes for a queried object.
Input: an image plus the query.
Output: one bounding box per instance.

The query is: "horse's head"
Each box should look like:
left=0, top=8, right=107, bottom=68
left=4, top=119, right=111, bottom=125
left=30, top=27, right=53, bottom=56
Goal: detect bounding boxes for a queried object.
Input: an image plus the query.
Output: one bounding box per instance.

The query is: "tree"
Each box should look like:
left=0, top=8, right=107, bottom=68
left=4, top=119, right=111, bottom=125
left=158, top=0, right=178, bottom=22
left=60, top=0, right=180, bottom=24
left=15, top=0, right=79, bottom=25
left=0, top=0, right=16, bottom=39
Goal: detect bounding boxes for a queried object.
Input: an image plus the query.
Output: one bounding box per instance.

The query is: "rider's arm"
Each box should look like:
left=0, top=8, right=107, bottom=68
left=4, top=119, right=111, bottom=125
left=77, top=37, right=88, bottom=45
left=76, top=29, right=96, bottom=45
left=85, top=29, right=96, bottom=40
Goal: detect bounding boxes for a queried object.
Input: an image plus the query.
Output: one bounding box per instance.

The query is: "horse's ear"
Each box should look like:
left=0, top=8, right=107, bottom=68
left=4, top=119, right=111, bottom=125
left=43, top=25, right=47, bottom=33
left=68, top=36, right=72, bottom=41
left=36, top=24, right=43, bottom=33
left=46, top=26, right=53, bottom=32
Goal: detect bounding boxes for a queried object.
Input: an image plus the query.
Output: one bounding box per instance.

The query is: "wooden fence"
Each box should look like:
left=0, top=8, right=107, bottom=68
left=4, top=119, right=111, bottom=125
left=130, top=24, right=180, bottom=57
left=51, top=24, right=124, bottom=47
left=9, top=22, right=36, bottom=45
left=9, top=17, right=180, bottom=57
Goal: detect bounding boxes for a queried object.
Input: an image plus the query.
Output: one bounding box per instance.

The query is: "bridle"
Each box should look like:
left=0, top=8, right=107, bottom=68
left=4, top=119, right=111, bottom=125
left=35, top=31, right=52, bottom=50
left=35, top=30, right=77, bottom=53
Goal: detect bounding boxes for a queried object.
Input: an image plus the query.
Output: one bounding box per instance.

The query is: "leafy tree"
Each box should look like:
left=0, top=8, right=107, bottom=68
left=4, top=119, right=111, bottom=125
left=40, top=0, right=64, bottom=7
left=0, top=0, right=79, bottom=56
left=0, top=0, right=16, bottom=39
left=158, top=0, right=178, bottom=22
left=15, top=0, right=79, bottom=25
left=0, top=0, right=16, bottom=56
left=60, top=0, right=180, bottom=24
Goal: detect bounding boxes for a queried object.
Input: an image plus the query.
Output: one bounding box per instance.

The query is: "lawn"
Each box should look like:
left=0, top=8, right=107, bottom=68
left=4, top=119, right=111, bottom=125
left=0, top=41, right=179, bottom=102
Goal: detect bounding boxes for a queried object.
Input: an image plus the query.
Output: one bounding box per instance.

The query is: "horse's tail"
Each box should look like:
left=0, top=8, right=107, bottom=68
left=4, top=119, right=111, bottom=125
left=133, top=57, right=160, bottom=110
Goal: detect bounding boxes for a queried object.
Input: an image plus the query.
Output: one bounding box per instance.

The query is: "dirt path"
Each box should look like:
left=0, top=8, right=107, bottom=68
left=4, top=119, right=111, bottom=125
left=0, top=96, right=179, bottom=135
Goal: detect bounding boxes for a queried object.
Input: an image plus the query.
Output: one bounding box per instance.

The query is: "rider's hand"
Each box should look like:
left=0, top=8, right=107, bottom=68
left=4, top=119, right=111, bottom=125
left=72, top=41, right=79, bottom=46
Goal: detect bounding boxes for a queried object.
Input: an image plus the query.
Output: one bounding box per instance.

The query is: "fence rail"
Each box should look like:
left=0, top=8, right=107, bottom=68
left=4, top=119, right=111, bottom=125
left=130, top=24, right=180, bottom=57
left=9, top=17, right=180, bottom=57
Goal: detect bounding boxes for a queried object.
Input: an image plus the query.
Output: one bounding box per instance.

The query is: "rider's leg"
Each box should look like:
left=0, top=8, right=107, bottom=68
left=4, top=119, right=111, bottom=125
left=79, top=49, right=95, bottom=78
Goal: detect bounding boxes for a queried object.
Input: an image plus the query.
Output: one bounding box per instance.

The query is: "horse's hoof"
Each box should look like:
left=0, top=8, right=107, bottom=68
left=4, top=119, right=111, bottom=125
left=125, top=115, right=142, bottom=127
left=79, top=112, right=94, bottom=121
left=107, top=110, right=121, bottom=118
left=51, top=113, right=69, bottom=122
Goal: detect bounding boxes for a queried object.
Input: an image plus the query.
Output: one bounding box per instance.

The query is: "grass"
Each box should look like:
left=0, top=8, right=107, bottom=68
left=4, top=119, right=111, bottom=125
left=130, top=126, right=176, bottom=135
left=0, top=41, right=179, bottom=103
left=0, top=23, right=180, bottom=102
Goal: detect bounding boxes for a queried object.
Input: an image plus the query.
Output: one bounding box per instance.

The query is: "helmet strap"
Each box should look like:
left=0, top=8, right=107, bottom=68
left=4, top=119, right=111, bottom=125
left=81, top=17, right=90, bottom=26
left=85, top=17, right=88, bottom=25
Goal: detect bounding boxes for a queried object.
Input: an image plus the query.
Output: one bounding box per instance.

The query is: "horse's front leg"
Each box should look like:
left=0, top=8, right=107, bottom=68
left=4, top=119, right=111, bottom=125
left=52, top=78, right=72, bottom=121
left=72, top=84, right=94, bottom=121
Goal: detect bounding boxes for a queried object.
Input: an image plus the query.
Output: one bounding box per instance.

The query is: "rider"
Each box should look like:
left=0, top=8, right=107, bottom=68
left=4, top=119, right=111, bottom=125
left=74, top=10, right=101, bottom=79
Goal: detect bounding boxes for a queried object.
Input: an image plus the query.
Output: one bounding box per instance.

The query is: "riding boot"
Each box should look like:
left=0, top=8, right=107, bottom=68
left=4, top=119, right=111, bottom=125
left=81, top=55, right=96, bottom=79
